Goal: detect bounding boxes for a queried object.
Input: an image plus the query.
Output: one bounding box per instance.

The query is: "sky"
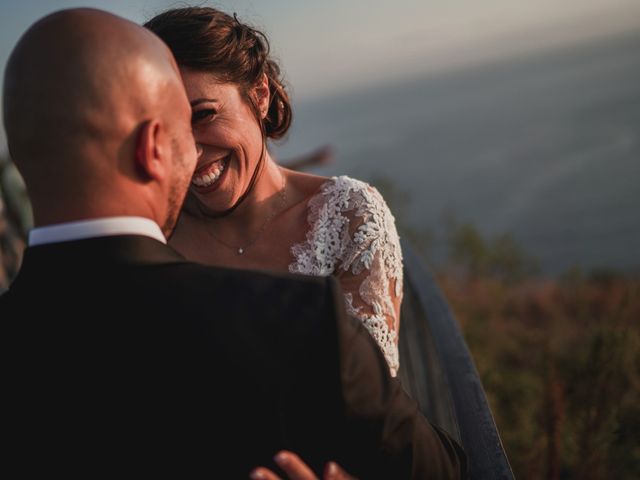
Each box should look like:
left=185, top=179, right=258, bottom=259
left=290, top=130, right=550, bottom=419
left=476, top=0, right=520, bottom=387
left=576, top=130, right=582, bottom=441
left=1, top=0, right=639, bottom=148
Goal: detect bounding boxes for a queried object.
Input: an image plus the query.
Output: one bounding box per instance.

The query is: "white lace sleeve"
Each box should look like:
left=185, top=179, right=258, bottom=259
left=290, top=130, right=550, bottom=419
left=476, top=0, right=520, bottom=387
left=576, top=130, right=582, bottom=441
left=290, top=176, right=404, bottom=376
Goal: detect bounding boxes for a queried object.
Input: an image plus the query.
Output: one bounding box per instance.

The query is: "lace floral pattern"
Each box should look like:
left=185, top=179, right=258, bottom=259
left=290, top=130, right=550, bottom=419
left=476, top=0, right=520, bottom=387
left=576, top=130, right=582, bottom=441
left=289, top=176, right=403, bottom=376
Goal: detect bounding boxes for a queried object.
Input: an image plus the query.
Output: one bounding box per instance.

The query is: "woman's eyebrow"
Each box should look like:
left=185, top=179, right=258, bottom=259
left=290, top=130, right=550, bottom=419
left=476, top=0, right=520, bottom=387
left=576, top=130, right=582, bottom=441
left=190, top=98, right=218, bottom=107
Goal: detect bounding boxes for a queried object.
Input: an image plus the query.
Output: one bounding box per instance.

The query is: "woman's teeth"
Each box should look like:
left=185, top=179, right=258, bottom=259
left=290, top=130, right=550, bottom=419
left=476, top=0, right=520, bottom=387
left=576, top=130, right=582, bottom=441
left=192, top=160, right=226, bottom=188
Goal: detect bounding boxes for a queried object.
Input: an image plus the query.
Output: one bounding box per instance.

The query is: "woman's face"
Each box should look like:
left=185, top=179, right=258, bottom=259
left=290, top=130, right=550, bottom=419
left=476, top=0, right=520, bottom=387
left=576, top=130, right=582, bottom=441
left=180, top=68, right=266, bottom=213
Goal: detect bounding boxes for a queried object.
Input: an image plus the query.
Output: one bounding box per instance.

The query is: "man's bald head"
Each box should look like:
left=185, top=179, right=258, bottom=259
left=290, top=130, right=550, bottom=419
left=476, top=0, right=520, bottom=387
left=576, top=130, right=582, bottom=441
left=2, top=8, right=196, bottom=231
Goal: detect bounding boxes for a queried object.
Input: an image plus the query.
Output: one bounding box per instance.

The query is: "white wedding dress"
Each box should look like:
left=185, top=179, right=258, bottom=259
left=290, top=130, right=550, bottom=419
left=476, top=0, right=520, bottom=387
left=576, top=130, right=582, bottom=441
left=289, top=176, right=403, bottom=376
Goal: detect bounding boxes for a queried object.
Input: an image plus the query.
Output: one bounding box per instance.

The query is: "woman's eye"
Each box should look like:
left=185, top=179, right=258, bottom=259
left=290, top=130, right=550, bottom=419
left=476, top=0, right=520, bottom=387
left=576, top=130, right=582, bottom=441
left=192, top=108, right=216, bottom=124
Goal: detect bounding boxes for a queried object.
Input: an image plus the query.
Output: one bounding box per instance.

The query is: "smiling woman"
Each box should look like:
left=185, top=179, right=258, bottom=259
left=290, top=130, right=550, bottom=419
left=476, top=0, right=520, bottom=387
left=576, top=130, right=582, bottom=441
left=181, top=73, right=268, bottom=213
left=145, top=6, right=404, bottom=376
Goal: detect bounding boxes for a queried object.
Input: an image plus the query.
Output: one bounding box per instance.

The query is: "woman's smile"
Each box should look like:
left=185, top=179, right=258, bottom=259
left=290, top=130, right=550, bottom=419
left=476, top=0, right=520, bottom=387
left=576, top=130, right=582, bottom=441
left=190, top=155, right=231, bottom=193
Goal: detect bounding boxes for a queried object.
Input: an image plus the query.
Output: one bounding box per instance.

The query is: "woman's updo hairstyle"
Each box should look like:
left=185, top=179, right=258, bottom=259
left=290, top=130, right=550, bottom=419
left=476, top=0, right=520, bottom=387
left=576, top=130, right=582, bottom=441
left=145, top=7, right=292, bottom=140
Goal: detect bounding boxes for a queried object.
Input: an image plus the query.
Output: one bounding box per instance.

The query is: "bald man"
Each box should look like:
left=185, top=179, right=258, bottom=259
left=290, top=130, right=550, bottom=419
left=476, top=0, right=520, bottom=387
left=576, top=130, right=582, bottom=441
left=0, top=9, right=466, bottom=479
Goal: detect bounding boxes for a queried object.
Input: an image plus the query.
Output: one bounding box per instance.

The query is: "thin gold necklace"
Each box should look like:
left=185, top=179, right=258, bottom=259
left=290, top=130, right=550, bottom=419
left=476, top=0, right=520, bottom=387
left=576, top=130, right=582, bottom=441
left=206, top=170, right=287, bottom=255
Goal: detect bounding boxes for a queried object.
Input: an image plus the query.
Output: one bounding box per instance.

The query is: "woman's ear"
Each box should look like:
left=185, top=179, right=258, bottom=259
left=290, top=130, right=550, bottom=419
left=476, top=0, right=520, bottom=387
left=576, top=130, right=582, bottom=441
left=134, top=119, right=166, bottom=181
left=253, top=73, right=270, bottom=120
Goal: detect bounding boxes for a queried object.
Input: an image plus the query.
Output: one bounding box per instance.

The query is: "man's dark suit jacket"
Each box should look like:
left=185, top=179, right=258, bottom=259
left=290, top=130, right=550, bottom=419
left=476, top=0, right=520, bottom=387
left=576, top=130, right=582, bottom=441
left=1, top=235, right=466, bottom=478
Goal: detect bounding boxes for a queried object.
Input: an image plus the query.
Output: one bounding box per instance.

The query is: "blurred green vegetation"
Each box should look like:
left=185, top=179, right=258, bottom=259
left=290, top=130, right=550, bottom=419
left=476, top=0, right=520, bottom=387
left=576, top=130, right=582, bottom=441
left=440, top=267, right=640, bottom=479
left=0, top=154, right=26, bottom=289
left=370, top=175, right=640, bottom=479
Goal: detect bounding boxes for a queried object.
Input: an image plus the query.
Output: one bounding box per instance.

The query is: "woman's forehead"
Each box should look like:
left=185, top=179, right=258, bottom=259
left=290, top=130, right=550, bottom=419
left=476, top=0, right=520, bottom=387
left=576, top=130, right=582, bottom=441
left=180, top=69, right=240, bottom=99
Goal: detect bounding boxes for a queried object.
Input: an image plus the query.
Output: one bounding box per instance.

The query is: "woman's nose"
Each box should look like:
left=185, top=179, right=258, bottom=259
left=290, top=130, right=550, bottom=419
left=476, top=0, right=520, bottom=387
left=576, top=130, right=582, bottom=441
left=195, top=142, right=204, bottom=158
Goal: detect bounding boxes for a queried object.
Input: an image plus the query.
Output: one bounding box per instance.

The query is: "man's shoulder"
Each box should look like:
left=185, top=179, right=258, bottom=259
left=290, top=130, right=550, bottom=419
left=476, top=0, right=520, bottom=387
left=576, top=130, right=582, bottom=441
left=136, top=260, right=338, bottom=315
left=160, top=261, right=330, bottom=291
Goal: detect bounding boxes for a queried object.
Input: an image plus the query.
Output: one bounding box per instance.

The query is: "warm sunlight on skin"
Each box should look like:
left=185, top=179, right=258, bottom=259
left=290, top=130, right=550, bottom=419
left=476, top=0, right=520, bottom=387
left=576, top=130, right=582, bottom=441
left=180, top=69, right=269, bottom=213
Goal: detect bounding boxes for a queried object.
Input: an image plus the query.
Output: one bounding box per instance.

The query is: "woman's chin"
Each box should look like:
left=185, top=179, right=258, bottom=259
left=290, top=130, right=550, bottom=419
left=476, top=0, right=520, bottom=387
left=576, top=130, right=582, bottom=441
left=183, top=189, right=235, bottom=217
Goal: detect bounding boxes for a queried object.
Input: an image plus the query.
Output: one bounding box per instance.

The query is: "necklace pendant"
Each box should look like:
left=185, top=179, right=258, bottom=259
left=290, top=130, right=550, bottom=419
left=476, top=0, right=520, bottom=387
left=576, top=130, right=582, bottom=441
left=238, top=248, right=244, bottom=255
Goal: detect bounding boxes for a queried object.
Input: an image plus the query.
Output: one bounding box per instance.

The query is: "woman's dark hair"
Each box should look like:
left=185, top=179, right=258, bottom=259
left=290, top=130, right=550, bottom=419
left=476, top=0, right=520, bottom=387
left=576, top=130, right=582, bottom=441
left=145, top=7, right=292, bottom=140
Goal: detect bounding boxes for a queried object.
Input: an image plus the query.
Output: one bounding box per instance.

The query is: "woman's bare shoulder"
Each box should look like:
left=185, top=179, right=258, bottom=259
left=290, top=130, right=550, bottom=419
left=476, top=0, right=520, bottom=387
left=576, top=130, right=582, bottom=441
left=281, top=168, right=331, bottom=205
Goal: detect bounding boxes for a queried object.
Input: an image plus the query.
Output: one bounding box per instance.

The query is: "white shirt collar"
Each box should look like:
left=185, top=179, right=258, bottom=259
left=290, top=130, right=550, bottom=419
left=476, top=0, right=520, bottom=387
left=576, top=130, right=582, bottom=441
left=28, top=216, right=167, bottom=246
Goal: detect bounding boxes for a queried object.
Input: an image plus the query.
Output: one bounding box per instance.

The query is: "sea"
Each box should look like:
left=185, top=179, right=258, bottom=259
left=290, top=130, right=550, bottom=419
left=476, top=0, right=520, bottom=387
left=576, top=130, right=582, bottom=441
left=273, top=31, right=640, bottom=275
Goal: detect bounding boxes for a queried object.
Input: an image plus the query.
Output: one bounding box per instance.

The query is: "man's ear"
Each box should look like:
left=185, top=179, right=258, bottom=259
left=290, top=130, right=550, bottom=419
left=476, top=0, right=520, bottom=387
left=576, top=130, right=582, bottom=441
left=253, top=73, right=270, bottom=120
left=135, top=119, right=167, bottom=181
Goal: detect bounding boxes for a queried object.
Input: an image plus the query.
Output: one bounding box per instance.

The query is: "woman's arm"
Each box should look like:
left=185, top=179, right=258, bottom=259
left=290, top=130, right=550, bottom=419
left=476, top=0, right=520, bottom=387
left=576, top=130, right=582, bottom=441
left=335, top=183, right=404, bottom=376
